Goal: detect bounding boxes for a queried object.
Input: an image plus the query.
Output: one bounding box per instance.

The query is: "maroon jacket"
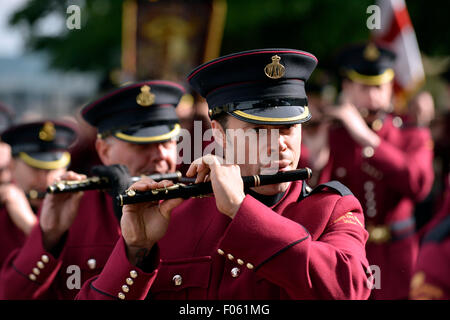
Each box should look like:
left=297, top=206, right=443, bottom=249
left=410, top=182, right=450, bottom=300
left=319, top=115, right=434, bottom=299
left=0, top=190, right=119, bottom=300
left=0, top=207, right=27, bottom=269
left=76, top=180, right=371, bottom=300
left=410, top=229, right=450, bottom=300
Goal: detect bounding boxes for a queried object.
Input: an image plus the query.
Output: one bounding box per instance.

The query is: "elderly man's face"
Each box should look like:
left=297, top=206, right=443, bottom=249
left=0, top=143, right=12, bottom=184
left=11, top=158, right=66, bottom=207
left=96, top=137, right=178, bottom=176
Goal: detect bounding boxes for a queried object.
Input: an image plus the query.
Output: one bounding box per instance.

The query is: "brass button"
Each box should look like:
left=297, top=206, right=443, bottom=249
left=122, top=285, right=129, bottom=293
left=368, top=225, right=390, bottom=243
left=335, top=167, right=347, bottom=178
left=87, top=259, right=97, bottom=270
left=371, top=119, right=383, bottom=131
left=41, top=255, right=49, bottom=263
left=392, top=116, right=403, bottom=128
left=362, top=146, right=375, bottom=158
left=364, top=181, right=374, bottom=191
left=246, top=263, right=254, bottom=270
left=32, top=267, right=40, bottom=275
left=130, top=270, right=138, bottom=279
left=29, top=274, right=37, bottom=281
left=118, top=292, right=125, bottom=300
left=37, top=261, right=45, bottom=269
left=126, top=278, right=134, bottom=286
left=366, top=199, right=376, bottom=208
left=227, top=254, right=234, bottom=261
left=217, top=249, right=224, bottom=255
left=237, top=259, right=244, bottom=265
left=231, top=267, right=240, bottom=278
left=367, top=207, right=377, bottom=217
left=365, top=192, right=375, bottom=201
left=172, top=274, right=182, bottom=286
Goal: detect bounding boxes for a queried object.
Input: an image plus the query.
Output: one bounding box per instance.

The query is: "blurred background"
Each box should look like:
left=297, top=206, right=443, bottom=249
left=1, top=0, right=449, bottom=121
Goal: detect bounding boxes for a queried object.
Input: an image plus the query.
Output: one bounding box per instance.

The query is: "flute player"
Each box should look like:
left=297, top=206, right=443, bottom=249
left=0, top=81, right=184, bottom=299
left=0, top=120, right=76, bottom=269
left=76, top=49, right=371, bottom=300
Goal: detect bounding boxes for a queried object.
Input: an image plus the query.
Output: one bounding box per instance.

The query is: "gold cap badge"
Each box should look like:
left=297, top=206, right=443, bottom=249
left=364, top=43, right=380, bottom=61
left=136, top=85, right=155, bottom=107
left=39, top=122, right=56, bottom=141
left=264, top=55, right=285, bottom=79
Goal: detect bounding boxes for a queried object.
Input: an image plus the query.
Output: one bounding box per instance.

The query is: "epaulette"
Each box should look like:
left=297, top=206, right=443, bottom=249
left=423, top=215, right=450, bottom=244
left=298, top=180, right=353, bottom=202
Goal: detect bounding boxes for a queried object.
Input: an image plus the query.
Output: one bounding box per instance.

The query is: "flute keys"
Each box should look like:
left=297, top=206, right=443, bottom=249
left=126, top=189, right=136, bottom=197
left=28, top=190, right=38, bottom=200
left=150, top=184, right=181, bottom=195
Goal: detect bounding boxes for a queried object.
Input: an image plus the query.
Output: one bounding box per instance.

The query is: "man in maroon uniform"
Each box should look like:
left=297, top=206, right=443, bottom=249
left=319, top=43, right=434, bottom=299
left=410, top=173, right=450, bottom=300
left=0, top=81, right=184, bottom=299
left=0, top=102, right=15, bottom=189
left=0, top=121, right=77, bottom=268
left=76, top=48, right=371, bottom=300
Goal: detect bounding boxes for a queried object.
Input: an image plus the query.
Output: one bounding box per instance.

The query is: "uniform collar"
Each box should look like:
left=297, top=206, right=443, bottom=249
left=246, top=188, right=287, bottom=208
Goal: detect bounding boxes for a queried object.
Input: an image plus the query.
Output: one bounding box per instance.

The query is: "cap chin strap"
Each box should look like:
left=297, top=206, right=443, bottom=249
left=209, top=98, right=308, bottom=118
left=232, top=106, right=310, bottom=123
left=19, top=152, right=71, bottom=170
left=114, top=123, right=180, bottom=143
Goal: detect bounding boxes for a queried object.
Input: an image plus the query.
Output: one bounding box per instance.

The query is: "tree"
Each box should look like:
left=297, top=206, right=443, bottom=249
left=9, top=0, right=123, bottom=88
left=9, top=0, right=450, bottom=90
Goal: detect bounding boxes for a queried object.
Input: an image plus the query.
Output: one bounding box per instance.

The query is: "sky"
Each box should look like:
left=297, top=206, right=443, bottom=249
left=0, top=0, right=66, bottom=57
left=0, top=0, right=29, bottom=57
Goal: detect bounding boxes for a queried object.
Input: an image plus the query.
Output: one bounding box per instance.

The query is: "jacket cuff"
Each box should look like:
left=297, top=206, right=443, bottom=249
left=90, top=237, right=159, bottom=300
left=12, top=223, right=63, bottom=285
left=218, top=195, right=310, bottom=271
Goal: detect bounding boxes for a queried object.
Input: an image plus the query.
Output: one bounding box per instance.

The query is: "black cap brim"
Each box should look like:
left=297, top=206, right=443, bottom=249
left=81, top=81, right=184, bottom=137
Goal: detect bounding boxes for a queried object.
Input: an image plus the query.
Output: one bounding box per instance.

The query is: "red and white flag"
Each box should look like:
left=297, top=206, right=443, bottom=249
left=372, top=0, right=425, bottom=108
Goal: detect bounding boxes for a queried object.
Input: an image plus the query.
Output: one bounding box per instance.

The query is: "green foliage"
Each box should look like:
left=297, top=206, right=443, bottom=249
left=8, top=0, right=450, bottom=81
left=9, top=0, right=122, bottom=75
left=407, top=0, right=450, bottom=56
left=222, top=0, right=373, bottom=65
